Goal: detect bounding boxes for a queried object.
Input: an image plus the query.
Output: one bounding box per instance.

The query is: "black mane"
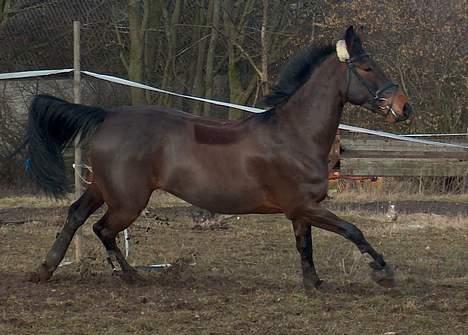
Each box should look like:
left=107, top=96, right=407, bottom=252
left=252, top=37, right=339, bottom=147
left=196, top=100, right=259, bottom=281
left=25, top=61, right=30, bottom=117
left=262, top=45, right=335, bottom=108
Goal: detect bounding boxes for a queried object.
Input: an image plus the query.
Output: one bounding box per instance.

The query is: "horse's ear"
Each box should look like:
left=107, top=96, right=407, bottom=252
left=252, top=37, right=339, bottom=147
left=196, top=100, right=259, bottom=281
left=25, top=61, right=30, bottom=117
left=357, top=25, right=366, bottom=42
left=344, top=25, right=364, bottom=56
left=345, top=26, right=355, bottom=42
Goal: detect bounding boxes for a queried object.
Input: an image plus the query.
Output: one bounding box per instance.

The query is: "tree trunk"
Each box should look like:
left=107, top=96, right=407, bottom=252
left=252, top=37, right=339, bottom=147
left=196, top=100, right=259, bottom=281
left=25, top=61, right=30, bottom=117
left=223, top=0, right=255, bottom=120
left=191, top=1, right=209, bottom=115
left=0, top=0, right=9, bottom=26
left=203, top=0, right=220, bottom=116
left=127, top=0, right=146, bottom=105
left=260, top=0, right=269, bottom=95
left=159, top=0, right=183, bottom=106
left=144, top=0, right=163, bottom=103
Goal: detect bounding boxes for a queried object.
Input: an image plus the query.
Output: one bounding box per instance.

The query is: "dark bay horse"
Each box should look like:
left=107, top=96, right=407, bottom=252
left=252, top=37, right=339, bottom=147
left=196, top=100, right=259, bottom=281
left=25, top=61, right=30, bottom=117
left=27, top=26, right=412, bottom=290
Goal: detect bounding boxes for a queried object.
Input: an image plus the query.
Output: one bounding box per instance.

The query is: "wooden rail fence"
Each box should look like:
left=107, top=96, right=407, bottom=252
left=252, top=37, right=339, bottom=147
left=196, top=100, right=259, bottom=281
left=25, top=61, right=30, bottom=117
left=330, top=134, right=468, bottom=177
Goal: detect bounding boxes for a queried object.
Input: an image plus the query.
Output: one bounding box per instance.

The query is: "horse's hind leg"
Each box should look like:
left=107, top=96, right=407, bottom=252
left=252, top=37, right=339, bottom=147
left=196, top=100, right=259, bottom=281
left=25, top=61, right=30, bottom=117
left=92, top=195, right=150, bottom=282
left=30, top=186, right=104, bottom=282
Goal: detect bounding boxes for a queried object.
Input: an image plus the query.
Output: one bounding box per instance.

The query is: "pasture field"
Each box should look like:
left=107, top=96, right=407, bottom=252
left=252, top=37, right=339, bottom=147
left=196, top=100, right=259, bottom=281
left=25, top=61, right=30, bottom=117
left=0, top=193, right=467, bottom=335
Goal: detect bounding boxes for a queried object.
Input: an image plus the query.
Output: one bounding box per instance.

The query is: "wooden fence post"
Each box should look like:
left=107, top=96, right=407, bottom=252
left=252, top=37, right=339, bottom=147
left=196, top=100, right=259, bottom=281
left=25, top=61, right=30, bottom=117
left=73, top=21, right=83, bottom=262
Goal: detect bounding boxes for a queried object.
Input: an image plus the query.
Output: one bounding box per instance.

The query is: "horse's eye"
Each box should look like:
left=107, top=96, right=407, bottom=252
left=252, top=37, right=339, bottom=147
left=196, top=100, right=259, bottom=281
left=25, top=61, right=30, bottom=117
left=363, top=67, right=373, bottom=72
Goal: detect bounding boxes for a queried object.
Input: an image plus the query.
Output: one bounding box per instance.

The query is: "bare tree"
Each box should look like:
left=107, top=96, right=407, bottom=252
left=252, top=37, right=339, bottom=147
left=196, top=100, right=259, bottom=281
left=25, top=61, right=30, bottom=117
left=202, top=0, right=220, bottom=116
left=158, top=0, right=183, bottom=106
left=190, top=0, right=209, bottom=115
left=260, top=0, right=269, bottom=95
left=222, top=0, right=259, bottom=119
left=0, top=0, right=10, bottom=26
left=127, top=0, right=148, bottom=105
left=143, top=0, right=163, bottom=103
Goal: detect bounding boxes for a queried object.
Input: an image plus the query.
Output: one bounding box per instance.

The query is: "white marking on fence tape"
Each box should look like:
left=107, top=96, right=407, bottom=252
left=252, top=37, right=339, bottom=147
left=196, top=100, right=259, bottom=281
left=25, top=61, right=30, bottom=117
left=0, top=68, right=467, bottom=149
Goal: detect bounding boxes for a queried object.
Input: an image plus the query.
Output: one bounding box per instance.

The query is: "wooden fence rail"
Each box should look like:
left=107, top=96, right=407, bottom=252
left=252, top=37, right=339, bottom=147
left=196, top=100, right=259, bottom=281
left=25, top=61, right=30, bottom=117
left=333, top=136, right=468, bottom=177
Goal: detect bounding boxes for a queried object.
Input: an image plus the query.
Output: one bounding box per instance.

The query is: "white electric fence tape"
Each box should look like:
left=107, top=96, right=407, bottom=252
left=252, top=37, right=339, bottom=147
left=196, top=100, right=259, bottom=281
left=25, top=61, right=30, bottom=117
left=82, top=71, right=265, bottom=114
left=400, top=133, right=468, bottom=137
left=338, top=124, right=468, bottom=149
left=1, top=69, right=467, bottom=149
left=0, top=68, right=73, bottom=80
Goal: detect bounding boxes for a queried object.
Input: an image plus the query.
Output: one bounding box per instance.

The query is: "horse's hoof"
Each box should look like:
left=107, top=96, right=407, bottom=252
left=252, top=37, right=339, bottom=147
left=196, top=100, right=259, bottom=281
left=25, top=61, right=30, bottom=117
left=28, top=264, right=52, bottom=283
left=371, top=263, right=395, bottom=288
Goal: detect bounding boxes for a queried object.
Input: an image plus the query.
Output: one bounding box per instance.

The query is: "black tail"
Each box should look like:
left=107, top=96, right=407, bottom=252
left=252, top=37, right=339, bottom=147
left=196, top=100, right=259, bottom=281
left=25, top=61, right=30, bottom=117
left=27, top=95, right=106, bottom=197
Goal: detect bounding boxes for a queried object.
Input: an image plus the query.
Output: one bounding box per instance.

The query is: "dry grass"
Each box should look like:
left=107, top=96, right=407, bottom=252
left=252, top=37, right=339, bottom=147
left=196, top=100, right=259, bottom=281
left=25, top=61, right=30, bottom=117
left=0, top=191, right=183, bottom=209
left=0, top=195, right=69, bottom=208
left=334, top=190, right=468, bottom=203
left=0, top=200, right=467, bottom=335
left=330, top=178, right=468, bottom=203
left=2, top=188, right=467, bottom=213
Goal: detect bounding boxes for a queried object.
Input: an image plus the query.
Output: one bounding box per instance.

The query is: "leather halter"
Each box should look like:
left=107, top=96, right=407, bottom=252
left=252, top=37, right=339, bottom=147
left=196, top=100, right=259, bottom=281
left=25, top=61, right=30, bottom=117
left=345, top=53, right=400, bottom=120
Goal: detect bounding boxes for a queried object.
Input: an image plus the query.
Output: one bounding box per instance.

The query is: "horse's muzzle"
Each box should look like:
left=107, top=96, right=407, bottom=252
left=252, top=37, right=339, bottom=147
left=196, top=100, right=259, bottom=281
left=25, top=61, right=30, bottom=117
left=401, top=102, right=413, bottom=121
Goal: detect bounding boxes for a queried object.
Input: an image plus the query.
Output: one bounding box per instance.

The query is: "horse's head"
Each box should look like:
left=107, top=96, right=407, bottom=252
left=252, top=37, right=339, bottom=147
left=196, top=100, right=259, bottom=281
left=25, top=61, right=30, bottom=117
left=337, top=26, right=412, bottom=123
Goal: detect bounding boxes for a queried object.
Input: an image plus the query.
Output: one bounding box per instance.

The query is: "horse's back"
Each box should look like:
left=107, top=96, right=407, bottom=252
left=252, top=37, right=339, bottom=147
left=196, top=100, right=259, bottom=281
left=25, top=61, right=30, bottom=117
left=87, top=105, right=279, bottom=213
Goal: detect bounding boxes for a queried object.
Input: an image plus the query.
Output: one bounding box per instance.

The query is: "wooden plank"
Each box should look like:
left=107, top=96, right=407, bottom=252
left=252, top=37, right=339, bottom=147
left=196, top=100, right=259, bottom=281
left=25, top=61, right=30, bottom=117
left=341, top=138, right=468, bottom=153
left=341, top=150, right=468, bottom=160
left=340, top=158, right=468, bottom=177
left=328, top=131, right=340, bottom=170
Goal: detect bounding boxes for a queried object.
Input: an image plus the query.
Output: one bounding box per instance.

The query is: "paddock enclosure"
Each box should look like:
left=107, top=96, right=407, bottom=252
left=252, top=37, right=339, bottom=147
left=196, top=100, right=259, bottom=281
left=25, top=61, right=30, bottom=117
left=1, top=1, right=468, bottom=335
left=0, top=194, right=467, bottom=335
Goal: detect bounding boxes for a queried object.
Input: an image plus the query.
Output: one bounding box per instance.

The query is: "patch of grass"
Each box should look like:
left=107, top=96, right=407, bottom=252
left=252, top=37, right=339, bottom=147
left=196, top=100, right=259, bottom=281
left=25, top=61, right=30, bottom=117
left=334, top=189, right=468, bottom=203
left=0, top=195, right=71, bottom=208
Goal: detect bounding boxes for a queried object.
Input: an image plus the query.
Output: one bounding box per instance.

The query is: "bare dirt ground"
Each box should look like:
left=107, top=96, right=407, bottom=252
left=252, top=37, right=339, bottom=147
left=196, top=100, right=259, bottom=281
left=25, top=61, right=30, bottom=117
left=0, top=196, right=467, bottom=335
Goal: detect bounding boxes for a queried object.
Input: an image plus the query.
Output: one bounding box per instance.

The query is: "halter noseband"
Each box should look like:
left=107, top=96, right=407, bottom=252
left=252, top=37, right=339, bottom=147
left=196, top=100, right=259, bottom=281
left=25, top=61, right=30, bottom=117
left=345, top=53, right=400, bottom=120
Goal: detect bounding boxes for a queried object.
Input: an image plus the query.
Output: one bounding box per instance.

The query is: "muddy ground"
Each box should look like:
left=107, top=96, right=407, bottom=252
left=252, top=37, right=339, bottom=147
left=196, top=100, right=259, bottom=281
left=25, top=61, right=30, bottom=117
left=0, top=199, right=467, bottom=335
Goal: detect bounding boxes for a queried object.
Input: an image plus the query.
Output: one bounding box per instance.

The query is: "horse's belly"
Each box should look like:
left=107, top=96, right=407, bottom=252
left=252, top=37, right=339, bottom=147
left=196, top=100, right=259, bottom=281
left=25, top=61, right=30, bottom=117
left=166, top=185, right=263, bottom=214
left=161, top=169, right=266, bottom=214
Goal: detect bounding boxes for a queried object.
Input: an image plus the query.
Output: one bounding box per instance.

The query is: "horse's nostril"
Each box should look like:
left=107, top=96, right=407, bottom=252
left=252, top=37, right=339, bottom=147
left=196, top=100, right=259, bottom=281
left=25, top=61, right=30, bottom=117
left=403, top=103, right=413, bottom=117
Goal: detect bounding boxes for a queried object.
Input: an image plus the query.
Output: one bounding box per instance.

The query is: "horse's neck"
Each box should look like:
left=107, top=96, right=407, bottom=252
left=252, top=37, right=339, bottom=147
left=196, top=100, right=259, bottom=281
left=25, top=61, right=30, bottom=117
left=275, top=56, right=344, bottom=155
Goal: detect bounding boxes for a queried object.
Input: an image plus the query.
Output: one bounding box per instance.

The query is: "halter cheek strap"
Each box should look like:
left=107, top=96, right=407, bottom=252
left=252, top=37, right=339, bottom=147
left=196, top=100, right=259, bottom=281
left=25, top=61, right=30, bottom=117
left=336, top=40, right=399, bottom=119
left=349, top=62, right=399, bottom=119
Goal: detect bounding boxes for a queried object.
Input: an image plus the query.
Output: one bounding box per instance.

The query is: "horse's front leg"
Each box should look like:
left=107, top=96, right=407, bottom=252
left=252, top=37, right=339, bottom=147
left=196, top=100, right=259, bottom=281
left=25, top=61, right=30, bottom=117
left=290, top=204, right=395, bottom=290
left=292, top=220, right=323, bottom=291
